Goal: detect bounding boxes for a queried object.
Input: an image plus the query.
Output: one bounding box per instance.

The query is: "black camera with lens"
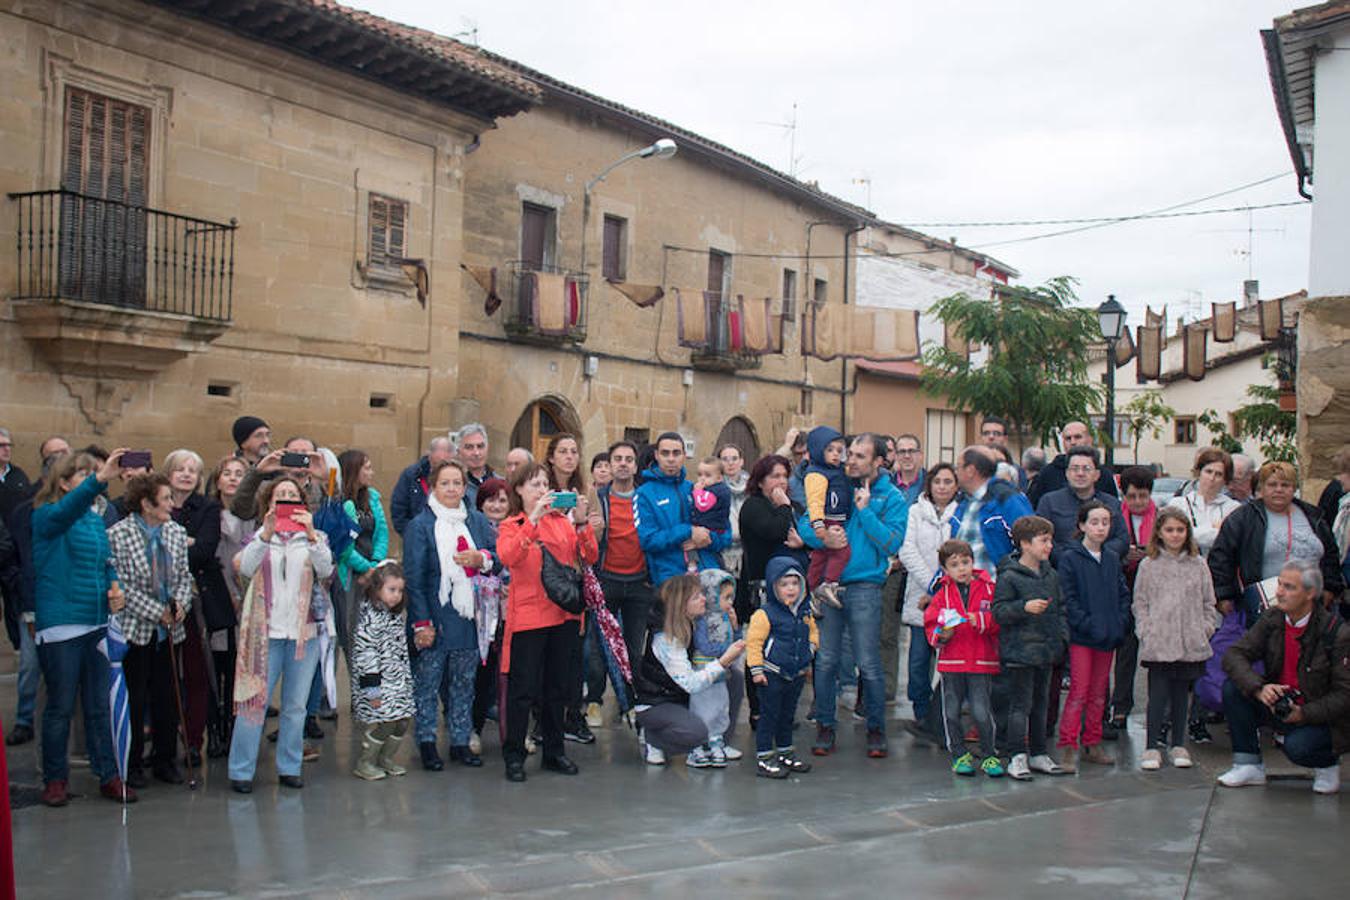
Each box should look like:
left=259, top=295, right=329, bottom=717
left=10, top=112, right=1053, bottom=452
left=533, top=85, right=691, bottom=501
left=1272, top=688, right=1304, bottom=720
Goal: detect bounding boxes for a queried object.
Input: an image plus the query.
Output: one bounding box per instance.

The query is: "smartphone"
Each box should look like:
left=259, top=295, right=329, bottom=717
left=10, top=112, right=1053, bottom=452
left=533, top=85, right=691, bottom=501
left=551, top=491, right=577, bottom=510
left=279, top=451, right=311, bottom=469
left=274, top=502, right=306, bottom=533
left=119, top=450, right=153, bottom=469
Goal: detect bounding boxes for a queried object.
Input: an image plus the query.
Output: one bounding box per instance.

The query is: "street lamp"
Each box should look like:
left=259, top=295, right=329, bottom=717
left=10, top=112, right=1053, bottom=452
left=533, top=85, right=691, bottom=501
left=579, top=139, right=677, bottom=278
left=1097, top=294, right=1128, bottom=468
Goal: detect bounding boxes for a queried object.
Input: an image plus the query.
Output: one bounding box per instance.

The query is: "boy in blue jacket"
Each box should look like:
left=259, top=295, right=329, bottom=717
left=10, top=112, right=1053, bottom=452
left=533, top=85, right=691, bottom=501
left=802, top=426, right=852, bottom=610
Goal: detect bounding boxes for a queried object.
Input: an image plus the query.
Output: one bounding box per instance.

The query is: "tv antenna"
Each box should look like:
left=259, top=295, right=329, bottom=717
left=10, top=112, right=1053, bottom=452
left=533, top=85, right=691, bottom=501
left=1200, top=207, right=1284, bottom=279
left=758, top=103, right=802, bottom=177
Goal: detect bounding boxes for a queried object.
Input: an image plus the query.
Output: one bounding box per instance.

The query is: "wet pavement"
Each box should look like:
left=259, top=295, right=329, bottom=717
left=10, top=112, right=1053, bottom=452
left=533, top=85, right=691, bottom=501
left=4, top=660, right=1347, bottom=898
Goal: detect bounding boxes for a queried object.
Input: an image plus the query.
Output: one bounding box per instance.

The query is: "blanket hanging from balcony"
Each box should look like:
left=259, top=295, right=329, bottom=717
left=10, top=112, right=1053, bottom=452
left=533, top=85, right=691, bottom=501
left=1212, top=301, right=1237, bottom=342
left=531, top=272, right=578, bottom=335
left=1145, top=305, right=1166, bottom=329
left=460, top=264, right=501, bottom=315
left=741, top=297, right=774, bottom=354
left=801, top=303, right=920, bottom=362
left=1258, top=296, right=1283, bottom=341
left=1135, top=324, right=1162, bottom=382
left=606, top=280, right=664, bottom=308
left=392, top=258, right=429, bottom=306
left=1113, top=325, right=1135, bottom=367
left=1183, top=323, right=1207, bottom=381
left=675, top=288, right=711, bottom=349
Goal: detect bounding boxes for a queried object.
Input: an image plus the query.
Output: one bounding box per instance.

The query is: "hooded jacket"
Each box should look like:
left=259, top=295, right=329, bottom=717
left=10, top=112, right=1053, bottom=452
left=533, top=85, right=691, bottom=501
left=992, top=553, right=1068, bottom=667
left=692, top=568, right=739, bottom=663
left=803, top=426, right=851, bottom=524
left=797, top=471, right=908, bottom=585
left=924, top=569, right=1000, bottom=673
left=1057, top=541, right=1132, bottom=651
left=745, top=557, right=817, bottom=680
left=950, top=477, right=1033, bottom=567
left=636, top=463, right=730, bottom=585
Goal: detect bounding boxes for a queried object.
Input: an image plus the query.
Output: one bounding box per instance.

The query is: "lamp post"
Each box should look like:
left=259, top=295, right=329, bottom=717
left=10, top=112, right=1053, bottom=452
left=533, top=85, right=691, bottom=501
left=579, top=138, right=677, bottom=278
left=1097, top=294, right=1127, bottom=468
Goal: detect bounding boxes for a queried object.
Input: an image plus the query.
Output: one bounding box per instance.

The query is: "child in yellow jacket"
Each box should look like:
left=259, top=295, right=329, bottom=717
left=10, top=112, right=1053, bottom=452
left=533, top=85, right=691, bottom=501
left=746, top=556, right=819, bottom=779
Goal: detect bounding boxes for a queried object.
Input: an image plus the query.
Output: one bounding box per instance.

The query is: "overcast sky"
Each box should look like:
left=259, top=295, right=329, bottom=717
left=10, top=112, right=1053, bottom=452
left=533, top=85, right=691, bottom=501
left=361, top=0, right=1308, bottom=327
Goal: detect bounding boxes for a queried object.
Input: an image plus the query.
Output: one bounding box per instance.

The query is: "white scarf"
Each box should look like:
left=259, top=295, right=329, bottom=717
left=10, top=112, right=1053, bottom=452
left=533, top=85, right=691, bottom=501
left=427, top=494, right=476, bottom=620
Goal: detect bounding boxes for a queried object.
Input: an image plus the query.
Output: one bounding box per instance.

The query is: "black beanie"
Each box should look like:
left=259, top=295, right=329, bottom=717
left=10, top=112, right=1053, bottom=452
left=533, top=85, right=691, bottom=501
left=232, top=415, right=269, bottom=447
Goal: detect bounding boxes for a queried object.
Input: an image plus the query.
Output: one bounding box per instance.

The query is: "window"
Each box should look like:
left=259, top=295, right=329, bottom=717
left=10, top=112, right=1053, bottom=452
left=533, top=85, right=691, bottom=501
left=367, top=193, right=409, bottom=273
left=623, top=427, right=650, bottom=447
left=925, top=409, right=968, bottom=465
left=707, top=250, right=731, bottom=297
left=799, top=389, right=813, bottom=416
left=602, top=215, right=627, bottom=281
left=520, top=202, right=557, bottom=269
left=1174, top=416, right=1197, bottom=445
left=782, top=268, right=798, bottom=321
left=813, top=277, right=828, bottom=305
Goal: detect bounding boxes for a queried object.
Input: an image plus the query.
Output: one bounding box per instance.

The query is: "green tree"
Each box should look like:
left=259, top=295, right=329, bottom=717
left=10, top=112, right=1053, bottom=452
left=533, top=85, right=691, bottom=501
left=1197, top=363, right=1297, bottom=463
left=1121, top=390, right=1176, bottom=464
left=921, top=277, right=1103, bottom=446
left=1197, top=409, right=1244, bottom=454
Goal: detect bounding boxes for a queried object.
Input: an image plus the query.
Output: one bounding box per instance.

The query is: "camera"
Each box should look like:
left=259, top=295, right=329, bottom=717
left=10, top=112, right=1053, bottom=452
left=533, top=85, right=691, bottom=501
left=279, top=451, right=311, bottom=469
left=1272, top=688, right=1304, bottom=720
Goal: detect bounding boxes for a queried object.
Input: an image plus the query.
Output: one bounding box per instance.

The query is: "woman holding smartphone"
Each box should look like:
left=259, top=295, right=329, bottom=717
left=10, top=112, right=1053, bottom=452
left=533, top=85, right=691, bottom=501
left=497, top=461, right=597, bottom=782
left=541, top=434, right=594, bottom=742
left=227, top=476, right=333, bottom=793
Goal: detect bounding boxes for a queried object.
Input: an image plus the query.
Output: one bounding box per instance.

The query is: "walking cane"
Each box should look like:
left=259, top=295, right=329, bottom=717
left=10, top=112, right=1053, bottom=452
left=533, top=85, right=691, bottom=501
left=165, top=601, right=200, bottom=790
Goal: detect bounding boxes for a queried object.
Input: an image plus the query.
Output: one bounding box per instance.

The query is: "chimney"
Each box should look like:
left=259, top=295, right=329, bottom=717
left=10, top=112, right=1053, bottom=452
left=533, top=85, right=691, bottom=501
left=1243, top=279, right=1259, bottom=306
left=1176, top=316, right=1185, bottom=338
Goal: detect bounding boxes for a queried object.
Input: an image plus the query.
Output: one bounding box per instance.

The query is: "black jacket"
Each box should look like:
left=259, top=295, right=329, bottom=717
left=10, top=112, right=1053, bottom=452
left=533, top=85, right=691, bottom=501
left=992, top=553, right=1069, bottom=667
left=1026, top=453, right=1118, bottom=508
left=172, top=493, right=234, bottom=631
left=632, top=601, right=690, bottom=708
left=1208, top=499, right=1343, bottom=604
left=1223, top=605, right=1350, bottom=755
left=0, top=465, right=31, bottom=525
left=0, top=516, right=19, bottom=650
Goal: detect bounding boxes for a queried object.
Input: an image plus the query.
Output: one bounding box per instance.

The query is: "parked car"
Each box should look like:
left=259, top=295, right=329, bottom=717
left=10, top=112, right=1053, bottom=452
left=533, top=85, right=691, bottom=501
left=1151, top=476, right=1188, bottom=505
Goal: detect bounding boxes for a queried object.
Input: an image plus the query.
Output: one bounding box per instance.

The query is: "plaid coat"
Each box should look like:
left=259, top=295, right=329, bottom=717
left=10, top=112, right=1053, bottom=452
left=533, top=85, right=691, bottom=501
left=107, top=516, right=194, bottom=646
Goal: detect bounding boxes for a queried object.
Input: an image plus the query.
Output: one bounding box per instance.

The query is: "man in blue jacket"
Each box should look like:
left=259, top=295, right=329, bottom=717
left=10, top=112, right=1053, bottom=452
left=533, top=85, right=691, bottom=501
left=390, top=436, right=453, bottom=536
left=636, top=433, right=729, bottom=587
left=1035, top=446, right=1128, bottom=566
left=951, top=446, right=1035, bottom=577
left=798, top=434, right=909, bottom=759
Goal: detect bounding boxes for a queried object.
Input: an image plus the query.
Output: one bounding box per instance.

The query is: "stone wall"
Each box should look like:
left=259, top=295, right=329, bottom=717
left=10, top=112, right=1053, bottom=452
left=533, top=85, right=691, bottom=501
left=1297, top=295, right=1350, bottom=498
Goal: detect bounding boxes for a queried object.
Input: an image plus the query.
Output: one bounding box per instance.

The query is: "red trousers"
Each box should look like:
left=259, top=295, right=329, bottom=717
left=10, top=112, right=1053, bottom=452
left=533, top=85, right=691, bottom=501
left=1058, top=644, right=1113, bottom=749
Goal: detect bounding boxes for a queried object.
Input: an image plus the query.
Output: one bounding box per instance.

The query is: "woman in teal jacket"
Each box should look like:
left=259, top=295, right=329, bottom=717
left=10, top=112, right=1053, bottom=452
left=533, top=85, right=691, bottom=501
left=32, top=448, right=133, bottom=807
left=335, top=450, right=390, bottom=652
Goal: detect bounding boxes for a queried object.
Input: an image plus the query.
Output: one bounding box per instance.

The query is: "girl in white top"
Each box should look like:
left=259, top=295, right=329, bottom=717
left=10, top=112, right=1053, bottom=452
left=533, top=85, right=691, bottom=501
left=1166, top=448, right=1239, bottom=557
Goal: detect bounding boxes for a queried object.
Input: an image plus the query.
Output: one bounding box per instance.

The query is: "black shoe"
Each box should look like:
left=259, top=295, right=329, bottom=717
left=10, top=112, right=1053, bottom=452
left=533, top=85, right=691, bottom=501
left=266, top=730, right=278, bottom=743
left=448, top=745, right=483, bottom=767
left=278, top=774, right=304, bottom=789
left=419, top=742, right=444, bottom=771
left=153, top=761, right=184, bottom=785
left=541, top=755, right=579, bottom=775
left=230, top=779, right=252, bottom=794
left=504, top=759, right=527, bottom=782
left=266, top=705, right=279, bottom=718
left=756, top=755, right=790, bottom=779
left=304, top=716, right=324, bottom=740
left=5, top=724, right=33, bottom=746
left=126, top=767, right=149, bottom=789
left=563, top=715, right=595, bottom=744
left=1188, top=720, right=1213, bottom=745
left=186, top=748, right=203, bottom=769
left=1100, top=720, right=1120, bottom=741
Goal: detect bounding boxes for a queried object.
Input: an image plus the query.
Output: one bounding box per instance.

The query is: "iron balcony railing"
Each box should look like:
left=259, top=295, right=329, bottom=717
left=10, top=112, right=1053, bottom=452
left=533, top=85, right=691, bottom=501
left=8, top=189, right=237, bottom=322
left=503, top=260, right=588, bottom=343
left=691, top=291, right=762, bottom=371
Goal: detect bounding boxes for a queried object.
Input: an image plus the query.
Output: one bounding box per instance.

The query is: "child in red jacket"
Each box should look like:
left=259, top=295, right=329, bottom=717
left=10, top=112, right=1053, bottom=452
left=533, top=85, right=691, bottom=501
left=925, top=539, right=1004, bottom=778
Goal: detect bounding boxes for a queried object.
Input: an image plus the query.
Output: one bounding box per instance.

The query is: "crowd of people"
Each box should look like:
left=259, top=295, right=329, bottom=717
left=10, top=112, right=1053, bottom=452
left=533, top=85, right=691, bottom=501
left=0, top=413, right=1347, bottom=808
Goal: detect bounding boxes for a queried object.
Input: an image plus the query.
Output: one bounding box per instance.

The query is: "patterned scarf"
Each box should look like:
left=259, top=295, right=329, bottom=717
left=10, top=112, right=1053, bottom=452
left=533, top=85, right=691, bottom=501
left=233, top=536, right=316, bottom=725
left=582, top=568, right=631, bottom=681
left=134, top=515, right=173, bottom=643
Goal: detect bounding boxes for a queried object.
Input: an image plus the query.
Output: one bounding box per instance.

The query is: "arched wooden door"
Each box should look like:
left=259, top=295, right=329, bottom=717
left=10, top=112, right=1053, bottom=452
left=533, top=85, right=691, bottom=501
left=510, top=397, right=582, bottom=464
left=715, top=416, right=760, bottom=463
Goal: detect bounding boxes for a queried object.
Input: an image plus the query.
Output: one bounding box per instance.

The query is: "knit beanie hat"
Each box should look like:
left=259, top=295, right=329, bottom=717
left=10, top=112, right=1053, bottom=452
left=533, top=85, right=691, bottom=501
left=232, top=415, right=269, bottom=447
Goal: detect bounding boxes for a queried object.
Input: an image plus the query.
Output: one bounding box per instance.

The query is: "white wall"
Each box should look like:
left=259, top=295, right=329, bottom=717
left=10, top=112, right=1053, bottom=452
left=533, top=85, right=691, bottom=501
left=855, top=252, right=993, bottom=362
left=1310, top=26, right=1350, bottom=297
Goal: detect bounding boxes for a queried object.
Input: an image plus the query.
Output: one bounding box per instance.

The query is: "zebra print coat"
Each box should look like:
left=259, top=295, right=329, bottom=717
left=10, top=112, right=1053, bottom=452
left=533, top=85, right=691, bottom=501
left=350, top=601, right=415, bottom=724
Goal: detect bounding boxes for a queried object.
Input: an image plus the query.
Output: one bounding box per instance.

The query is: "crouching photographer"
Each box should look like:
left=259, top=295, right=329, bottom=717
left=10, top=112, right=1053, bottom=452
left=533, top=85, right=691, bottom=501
left=1218, top=559, right=1350, bottom=795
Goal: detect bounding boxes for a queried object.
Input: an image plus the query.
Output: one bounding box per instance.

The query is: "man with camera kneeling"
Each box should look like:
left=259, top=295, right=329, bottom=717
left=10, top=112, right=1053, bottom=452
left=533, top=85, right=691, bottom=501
left=1218, top=558, right=1350, bottom=794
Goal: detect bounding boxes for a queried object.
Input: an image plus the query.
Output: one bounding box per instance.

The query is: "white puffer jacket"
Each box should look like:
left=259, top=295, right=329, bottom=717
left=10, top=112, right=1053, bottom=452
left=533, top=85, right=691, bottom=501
left=895, top=495, right=959, bottom=627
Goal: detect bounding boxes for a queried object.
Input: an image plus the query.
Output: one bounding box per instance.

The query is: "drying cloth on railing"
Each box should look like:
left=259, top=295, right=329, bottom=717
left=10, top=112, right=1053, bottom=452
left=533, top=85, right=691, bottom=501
left=461, top=264, right=501, bottom=315
left=741, top=296, right=772, bottom=353
left=1136, top=324, right=1162, bottom=382
left=1183, top=323, right=1207, bottom=381
left=1146, top=306, right=1166, bottom=328
left=1259, top=296, right=1283, bottom=341
left=802, top=303, right=920, bottom=362
left=607, top=280, right=664, bottom=308
left=533, top=272, right=570, bottom=334
left=676, top=288, right=711, bottom=349
left=943, top=320, right=969, bottom=359
left=1212, top=301, right=1237, bottom=342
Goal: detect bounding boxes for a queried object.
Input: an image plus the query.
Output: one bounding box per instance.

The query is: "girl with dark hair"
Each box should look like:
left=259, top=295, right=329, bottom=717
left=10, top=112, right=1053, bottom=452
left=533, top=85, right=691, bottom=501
left=335, top=450, right=389, bottom=652
left=350, top=562, right=416, bottom=781
left=545, top=433, right=587, bottom=495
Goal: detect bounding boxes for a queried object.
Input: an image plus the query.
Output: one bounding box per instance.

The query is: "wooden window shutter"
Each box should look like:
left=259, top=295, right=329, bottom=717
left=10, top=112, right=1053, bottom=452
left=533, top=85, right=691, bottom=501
left=368, top=193, right=407, bottom=270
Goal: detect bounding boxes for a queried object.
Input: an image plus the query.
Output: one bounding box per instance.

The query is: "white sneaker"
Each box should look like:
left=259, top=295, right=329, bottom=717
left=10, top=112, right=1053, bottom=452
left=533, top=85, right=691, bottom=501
left=1168, top=746, right=1192, bottom=769
left=585, top=702, right=605, bottom=729
left=1313, top=766, right=1341, bottom=795
left=722, top=745, right=744, bottom=761
left=1028, top=754, right=1063, bottom=775
left=687, top=745, right=722, bottom=769
left=468, top=731, right=482, bottom=756
left=1217, top=763, right=1266, bottom=788
left=638, top=730, right=666, bottom=766
left=1140, top=749, right=1163, bottom=771
left=1007, top=753, right=1032, bottom=781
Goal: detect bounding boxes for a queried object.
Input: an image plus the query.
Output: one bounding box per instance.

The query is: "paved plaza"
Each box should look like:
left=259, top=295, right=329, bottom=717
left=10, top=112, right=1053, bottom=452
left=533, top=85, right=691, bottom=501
left=5, top=661, right=1347, bottom=899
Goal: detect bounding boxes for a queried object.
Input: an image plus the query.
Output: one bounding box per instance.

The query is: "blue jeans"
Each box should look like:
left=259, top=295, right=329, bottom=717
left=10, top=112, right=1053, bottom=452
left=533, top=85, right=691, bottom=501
left=1222, top=679, right=1338, bottom=768
left=756, top=673, right=806, bottom=755
left=37, top=629, right=116, bottom=784
left=229, top=637, right=321, bottom=781
left=906, top=625, right=934, bottom=719
left=413, top=644, right=478, bottom=745
left=15, top=625, right=40, bottom=729
left=812, top=582, right=886, bottom=732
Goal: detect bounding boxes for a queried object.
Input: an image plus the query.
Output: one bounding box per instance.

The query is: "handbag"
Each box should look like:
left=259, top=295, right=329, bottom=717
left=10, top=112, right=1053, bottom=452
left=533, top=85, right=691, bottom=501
left=539, top=543, right=585, bottom=614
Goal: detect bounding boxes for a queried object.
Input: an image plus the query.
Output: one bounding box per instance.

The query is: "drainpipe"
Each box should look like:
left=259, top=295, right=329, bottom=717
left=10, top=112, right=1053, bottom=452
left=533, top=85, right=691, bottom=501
left=840, top=222, right=865, bottom=432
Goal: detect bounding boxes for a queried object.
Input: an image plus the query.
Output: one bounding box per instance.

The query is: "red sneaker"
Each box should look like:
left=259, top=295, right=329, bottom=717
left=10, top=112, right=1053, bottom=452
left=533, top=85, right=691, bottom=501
left=811, top=725, right=836, bottom=757
left=100, top=777, right=138, bottom=803
left=42, top=780, right=69, bottom=807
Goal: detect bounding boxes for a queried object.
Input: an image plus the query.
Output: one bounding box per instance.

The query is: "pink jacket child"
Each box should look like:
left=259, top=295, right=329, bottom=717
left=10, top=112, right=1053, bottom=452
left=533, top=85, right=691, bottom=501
left=924, top=569, right=1001, bottom=674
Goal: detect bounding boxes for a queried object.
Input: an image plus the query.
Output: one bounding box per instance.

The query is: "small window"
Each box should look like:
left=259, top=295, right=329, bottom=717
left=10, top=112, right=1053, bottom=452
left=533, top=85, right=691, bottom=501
left=623, top=427, right=650, bottom=447
left=799, top=389, right=813, bottom=416
left=813, top=277, right=828, bottom=305
left=206, top=382, right=233, bottom=398
left=782, top=268, right=798, bottom=321
left=602, top=215, right=627, bottom=281
left=1174, top=417, right=1197, bottom=445
left=369, top=393, right=393, bottom=410
left=368, top=193, right=409, bottom=272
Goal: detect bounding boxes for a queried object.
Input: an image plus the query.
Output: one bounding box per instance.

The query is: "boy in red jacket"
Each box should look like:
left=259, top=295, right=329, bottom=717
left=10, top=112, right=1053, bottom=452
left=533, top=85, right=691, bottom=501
left=925, top=539, right=1004, bottom=777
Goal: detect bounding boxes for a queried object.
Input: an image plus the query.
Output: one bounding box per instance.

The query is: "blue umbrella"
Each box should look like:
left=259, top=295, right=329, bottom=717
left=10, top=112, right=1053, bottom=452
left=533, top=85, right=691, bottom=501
left=100, top=611, right=132, bottom=822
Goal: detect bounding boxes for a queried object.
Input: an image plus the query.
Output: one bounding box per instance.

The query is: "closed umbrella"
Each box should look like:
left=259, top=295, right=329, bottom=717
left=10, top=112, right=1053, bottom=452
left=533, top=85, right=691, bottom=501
left=100, top=609, right=132, bottom=823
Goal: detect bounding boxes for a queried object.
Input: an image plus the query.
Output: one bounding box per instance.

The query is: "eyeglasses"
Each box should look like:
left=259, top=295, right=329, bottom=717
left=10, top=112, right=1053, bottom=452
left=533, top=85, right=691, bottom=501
left=1066, top=465, right=1097, bottom=474
left=896, top=448, right=920, bottom=455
